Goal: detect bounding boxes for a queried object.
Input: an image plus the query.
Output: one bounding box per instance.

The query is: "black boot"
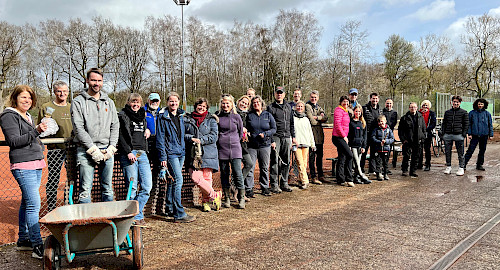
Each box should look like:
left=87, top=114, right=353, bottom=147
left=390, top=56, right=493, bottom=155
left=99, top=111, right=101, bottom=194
left=237, top=189, right=246, bottom=209
left=223, top=188, right=231, bottom=208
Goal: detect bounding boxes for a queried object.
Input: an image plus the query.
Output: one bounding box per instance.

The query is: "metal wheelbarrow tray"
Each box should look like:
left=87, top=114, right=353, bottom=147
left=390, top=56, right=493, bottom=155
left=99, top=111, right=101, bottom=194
left=39, top=200, right=143, bottom=269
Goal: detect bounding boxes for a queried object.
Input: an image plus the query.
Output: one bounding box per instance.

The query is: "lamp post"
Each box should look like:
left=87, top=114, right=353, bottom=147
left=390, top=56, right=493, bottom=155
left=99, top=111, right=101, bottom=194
left=173, top=0, right=190, bottom=110
left=66, top=38, right=73, bottom=101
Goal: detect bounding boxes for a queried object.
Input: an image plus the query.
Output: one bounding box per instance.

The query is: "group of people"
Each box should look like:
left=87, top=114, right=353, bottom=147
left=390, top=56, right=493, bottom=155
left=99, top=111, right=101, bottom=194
left=0, top=67, right=494, bottom=259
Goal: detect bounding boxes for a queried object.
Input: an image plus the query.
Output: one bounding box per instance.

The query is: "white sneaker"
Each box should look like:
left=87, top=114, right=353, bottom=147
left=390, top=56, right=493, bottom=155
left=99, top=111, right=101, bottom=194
left=444, top=167, right=452, bottom=174
left=456, top=168, right=464, bottom=176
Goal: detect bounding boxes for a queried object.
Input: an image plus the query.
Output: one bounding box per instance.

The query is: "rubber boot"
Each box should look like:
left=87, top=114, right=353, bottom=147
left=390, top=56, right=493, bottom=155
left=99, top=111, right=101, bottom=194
left=237, top=189, right=246, bottom=209
left=223, top=188, right=231, bottom=208
left=202, top=202, right=211, bottom=212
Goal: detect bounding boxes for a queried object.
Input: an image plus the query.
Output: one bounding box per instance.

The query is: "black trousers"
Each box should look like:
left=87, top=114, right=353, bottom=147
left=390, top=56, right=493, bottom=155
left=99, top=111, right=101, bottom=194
left=309, top=144, right=324, bottom=178
left=402, top=142, right=421, bottom=174
left=332, top=136, right=353, bottom=183
left=375, top=152, right=389, bottom=175
left=418, top=137, right=432, bottom=168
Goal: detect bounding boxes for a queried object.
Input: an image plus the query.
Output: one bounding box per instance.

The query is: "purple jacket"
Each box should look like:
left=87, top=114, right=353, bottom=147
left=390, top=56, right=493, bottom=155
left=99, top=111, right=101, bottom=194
left=217, top=111, right=243, bottom=160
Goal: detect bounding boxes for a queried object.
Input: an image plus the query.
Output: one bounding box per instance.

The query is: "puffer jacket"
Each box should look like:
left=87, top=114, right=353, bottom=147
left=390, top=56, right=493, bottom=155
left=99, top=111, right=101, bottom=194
left=398, top=111, right=426, bottom=143
left=348, top=119, right=366, bottom=149
left=184, top=112, right=219, bottom=171
left=156, top=108, right=186, bottom=160
left=363, top=102, right=382, bottom=133
left=442, top=107, right=469, bottom=138
left=305, top=101, right=328, bottom=144
left=371, top=125, right=395, bottom=152
left=332, top=106, right=350, bottom=138
left=0, top=108, right=45, bottom=164
left=467, top=109, right=493, bottom=137
left=71, top=90, right=119, bottom=149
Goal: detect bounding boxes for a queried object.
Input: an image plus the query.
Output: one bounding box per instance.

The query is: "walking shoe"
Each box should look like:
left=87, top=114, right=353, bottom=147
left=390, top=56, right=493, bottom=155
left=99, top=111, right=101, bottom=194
left=299, top=183, right=309, bottom=189
left=174, top=214, right=196, bottom=223
left=376, top=173, right=383, bottom=181
left=362, top=178, right=372, bottom=184
left=384, top=174, right=390, bottom=180
left=346, top=182, right=355, bottom=187
left=244, top=196, right=250, bottom=202
left=318, top=176, right=326, bottom=182
left=311, top=178, right=322, bottom=185
left=337, top=182, right=346, bottom=186
left=456, top=168, right=465, bottom=176
left=270, top=186, right=282, bottom=194
left=353, top=178, right=363, bottom=185
left=261, top=188, right=272, bottom=196
left=211, top=191, right=222, bottom=211
left=410, top=173, right=418, bottom=178
left=246, top=189, right=255, bottom=198
left=387, top=170, right=393, bottom=175
left=402, top=171, right=408, bottom=177
left=444, top=167, right=452, bottom=174
left=202, top=202, right=212, bottom=212
left=32, top=244, right=43, bottom=259
left=424, top=165, right=430, bottom=171
left=476, top=165, right=485, bottom=171
left=281, top=185, right=293, bottom=192
left=16, top=239, right=32, bottom=251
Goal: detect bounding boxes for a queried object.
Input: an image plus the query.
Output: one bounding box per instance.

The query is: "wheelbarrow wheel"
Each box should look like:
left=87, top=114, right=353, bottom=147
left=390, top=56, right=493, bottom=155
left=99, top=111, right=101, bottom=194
left=43, top=235, right=61, bottom=270
left=132, top=225, right=143, bottom=269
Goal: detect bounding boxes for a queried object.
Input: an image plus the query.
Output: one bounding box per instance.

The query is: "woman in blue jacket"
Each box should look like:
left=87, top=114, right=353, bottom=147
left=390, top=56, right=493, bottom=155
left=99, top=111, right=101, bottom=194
left=156, top=92, right=195, bottom=223
left=246, top=96, right=276, bottom=196
left=464, top=98, right=493, bottom=171
left=184, top=98, right=222, bottom=212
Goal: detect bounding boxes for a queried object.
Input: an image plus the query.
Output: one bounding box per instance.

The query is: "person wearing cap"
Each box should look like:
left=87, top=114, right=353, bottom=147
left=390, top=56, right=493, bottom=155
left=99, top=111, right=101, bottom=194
left=348, top=88, right=359, bottom=109
left=144, top=92, right=164, bottom=215
left=267, top=86, right=296, bottom=193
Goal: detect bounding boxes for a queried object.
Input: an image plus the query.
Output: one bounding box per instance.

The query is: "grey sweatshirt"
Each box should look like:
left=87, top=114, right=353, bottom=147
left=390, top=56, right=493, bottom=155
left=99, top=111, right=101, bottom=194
left=71, top=89, right=119, bottom=149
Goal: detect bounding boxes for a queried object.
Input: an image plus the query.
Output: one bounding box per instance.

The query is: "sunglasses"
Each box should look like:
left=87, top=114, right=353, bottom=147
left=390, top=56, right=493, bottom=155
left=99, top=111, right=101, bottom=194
left=151, top=99, right=160, bottom=103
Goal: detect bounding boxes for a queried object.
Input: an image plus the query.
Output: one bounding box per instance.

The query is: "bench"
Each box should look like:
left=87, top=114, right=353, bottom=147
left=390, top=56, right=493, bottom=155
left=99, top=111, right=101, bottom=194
left=326, top=158, right=338, bottom=178
left=392, top=141, right=402, bottom=168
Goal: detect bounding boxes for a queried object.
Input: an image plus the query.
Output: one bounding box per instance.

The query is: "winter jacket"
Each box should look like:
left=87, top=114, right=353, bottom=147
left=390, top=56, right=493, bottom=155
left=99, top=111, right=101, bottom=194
left=398, top=111, right=426, bottom=143
left=293, top=111, right=315, bottom=148
left=467, top=109, right=493, bottom=137
left=184, top=112, right=219, bottom=171
left=237, top=108, right=249, bottom=155
left=246, top=110, right=276, bottom=149
left=267, top=101, right=295, bottom=138
left=363, top=102, right=382, bottom=133
left=117, top=108, right=148, bottom=155
left=156, top=108, right=186, bottom=160
left=371, top=125, right=395, bottom=152
left=144, top=103, right=161, bottom=136
left=419, top=109, right=436, bottom=138
left=442, top=107, right=469, bottom=138
left=382, top=108, right=398, bottom=130
left=348, top=119, right=367, bottom=149
left=71, top=90, right=119, bottom=149
left=0, top=108, right=45, bottom=164
left=216, top=111, right=243, bottom=160
left=305, top=101, right=328, bottom=144
left=332, top=106, right=350, bottom=138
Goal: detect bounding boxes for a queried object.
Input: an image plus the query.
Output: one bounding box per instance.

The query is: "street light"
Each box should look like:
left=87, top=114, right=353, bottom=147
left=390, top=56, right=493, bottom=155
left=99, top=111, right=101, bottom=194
left=173, top=0, right=190, bottom=110
left=66, top=38, right=73, bottom=101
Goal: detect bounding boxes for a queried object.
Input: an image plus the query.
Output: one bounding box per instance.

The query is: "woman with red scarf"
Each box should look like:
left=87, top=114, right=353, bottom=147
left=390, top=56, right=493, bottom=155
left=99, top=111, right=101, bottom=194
left=418, top=100, right=436, bottom=171
left=184, top=98, right=222, bottom=212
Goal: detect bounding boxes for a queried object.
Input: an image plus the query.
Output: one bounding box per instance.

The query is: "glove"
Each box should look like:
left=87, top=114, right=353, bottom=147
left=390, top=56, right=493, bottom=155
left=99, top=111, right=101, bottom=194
left=158, top=168, right=168, bottom=183
left=102, top=145, right=117, bottom=161
left=86, top=145, right=105, bottom=163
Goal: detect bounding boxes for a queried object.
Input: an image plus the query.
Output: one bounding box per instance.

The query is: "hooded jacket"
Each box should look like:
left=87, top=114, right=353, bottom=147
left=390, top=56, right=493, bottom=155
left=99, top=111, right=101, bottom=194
left=184, top=112, right=219, bottom=170
left=0, top=108, right=45, bottom=164
left=467, top=109, right=493, bottom=137
left=371, top=125, right=395, bottom=152
left=117, top=107, right=148, bottom=155
left=71, top=90, right=119, bottom=149
left=332, top=106, right=350, bottom=138
left=144, top=103, right=161, bottom=136
left=156, top=108, right=186, bottom=160
left=348, top=119, right=367, bottom=149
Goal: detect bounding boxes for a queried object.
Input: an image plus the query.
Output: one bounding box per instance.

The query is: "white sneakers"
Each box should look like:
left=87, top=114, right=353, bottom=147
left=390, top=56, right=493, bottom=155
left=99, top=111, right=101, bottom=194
left=444, top=167, right=465, bottom=176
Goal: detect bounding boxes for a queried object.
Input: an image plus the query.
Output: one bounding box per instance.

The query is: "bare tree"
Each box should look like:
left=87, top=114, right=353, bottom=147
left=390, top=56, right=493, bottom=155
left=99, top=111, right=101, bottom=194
left=338, top=20, right=370, bottom=88
left=418, top=33, right=453, bottom=96
left=117, top=27, right=150, bottom=93
left=462, top=13, right=500, bottom=98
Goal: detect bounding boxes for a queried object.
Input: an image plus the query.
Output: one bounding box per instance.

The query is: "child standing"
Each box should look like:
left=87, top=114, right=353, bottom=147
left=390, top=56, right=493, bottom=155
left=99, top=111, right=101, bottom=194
left=371, top=115, right=394, bottom=181
left=348, top=104, right=371, bottom=184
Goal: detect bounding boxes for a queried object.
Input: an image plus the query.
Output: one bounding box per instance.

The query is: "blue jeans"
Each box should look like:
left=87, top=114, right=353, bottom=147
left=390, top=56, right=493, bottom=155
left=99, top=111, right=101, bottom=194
left=11, top=169, right=43, bottom=246
left=77, top=146, right=114, bottom=203
left=120, top=150, right=152, bottom=220
left=220, top=158, right=244, bottom=190
left=464, top=135, right=488, bottom=168
left=166, top=156, right=186, bottom=219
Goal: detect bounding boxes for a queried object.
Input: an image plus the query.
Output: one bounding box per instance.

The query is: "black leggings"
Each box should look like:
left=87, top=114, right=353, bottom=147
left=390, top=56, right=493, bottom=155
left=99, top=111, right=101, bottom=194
left=332, top=136, right=353, bottom=183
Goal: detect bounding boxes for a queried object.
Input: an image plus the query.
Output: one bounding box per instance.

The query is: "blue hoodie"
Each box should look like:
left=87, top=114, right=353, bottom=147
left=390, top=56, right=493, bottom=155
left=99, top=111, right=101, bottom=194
left=156, top=108, right=186, bottom=160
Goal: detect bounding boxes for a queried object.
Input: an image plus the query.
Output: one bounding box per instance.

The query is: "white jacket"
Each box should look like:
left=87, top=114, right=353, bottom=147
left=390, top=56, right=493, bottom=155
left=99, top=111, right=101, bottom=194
left=293, top=114, right=315, bottom=148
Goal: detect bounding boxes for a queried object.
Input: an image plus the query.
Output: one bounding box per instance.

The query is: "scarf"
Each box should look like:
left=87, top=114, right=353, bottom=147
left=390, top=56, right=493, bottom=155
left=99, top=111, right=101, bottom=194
left=420, top=109, right=430, bottom=127
left=294, top=110, right=306, bottom=118
left=123, top=105, right=145, bottom=123
left=192, top=111, right=208, bottom=127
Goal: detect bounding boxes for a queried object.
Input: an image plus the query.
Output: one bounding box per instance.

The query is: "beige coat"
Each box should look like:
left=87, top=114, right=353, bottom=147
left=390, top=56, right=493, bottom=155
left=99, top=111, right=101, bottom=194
left=305, top=102, right=328, bottom=144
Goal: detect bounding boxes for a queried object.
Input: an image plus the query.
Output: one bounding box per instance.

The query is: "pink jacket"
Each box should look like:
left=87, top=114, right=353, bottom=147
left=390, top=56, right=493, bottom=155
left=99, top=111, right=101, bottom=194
left=332, top=106, right=350, bottom=138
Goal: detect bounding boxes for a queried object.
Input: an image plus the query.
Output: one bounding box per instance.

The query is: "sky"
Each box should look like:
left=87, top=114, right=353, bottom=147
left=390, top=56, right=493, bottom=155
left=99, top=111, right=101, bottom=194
left=1, top=0, right=499, bottom=60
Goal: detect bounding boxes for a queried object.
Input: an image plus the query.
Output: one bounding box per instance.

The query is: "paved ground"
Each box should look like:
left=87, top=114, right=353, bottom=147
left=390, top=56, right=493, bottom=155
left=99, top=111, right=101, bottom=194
left=1, top=143, right=500, bottom=270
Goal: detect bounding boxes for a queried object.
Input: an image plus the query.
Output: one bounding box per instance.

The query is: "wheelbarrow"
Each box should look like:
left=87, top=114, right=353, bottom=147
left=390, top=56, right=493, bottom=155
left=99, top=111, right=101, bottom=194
left=39, top=179, right=143, bottom=269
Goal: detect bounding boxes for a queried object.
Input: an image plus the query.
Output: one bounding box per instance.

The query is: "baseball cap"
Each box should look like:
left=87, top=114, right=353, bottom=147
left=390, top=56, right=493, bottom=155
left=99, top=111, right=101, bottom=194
left=349, top=88, right=358, bottom=95
left=149, top=93, right=161, bottom=101
left=275, top=86, right=284, bottom=94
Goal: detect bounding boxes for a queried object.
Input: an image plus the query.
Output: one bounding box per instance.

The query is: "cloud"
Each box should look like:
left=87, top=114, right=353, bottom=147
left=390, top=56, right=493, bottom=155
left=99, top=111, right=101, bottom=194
left=488, top=6, right=500, bottom=16
left=411, top=0, right=456, bottom=21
